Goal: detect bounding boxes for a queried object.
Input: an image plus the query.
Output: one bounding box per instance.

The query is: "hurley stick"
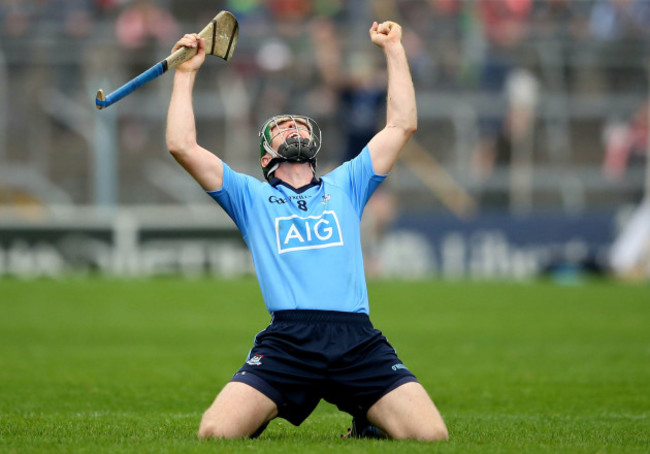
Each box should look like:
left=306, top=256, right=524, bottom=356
left=96, top=10, right=238, bottom=110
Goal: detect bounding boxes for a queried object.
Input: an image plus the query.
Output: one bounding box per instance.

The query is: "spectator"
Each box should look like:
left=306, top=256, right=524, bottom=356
left=589, top=0, right=650, bottom=41
left=470, top=0, right=534, bottom=209
left=115, top=0, right=179, bottom=49
left=602, top=101, right=648, bottom=186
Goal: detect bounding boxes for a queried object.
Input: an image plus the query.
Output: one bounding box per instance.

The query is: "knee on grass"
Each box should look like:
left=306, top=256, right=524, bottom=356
left=421, top=424, right=449, bottom=442
left=197, top=421, right=224, bottom=439
left=197, top=419, right=242, bottom=440
left=197, top=416, right=265, bottom=440
left=390, top=423, right=449, bottom=442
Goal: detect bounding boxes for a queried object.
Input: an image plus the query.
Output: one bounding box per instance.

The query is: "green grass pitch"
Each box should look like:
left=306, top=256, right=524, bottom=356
left=1, top=277, right=649, bottom=453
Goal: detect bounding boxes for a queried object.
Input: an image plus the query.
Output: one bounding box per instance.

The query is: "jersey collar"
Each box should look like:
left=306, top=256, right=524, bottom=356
left=269, top=177, right=321, bottom=194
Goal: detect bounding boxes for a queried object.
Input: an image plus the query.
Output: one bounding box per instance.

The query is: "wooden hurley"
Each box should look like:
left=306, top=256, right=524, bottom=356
left=96, top=10, right=238, bottom=110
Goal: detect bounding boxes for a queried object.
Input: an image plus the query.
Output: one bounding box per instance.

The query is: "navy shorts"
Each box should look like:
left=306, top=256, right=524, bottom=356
left=230, top=310, right=418, bottom=426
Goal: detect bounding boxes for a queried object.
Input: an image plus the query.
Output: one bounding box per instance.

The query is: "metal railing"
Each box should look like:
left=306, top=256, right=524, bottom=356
left=1, top=15, right=648, bottom=215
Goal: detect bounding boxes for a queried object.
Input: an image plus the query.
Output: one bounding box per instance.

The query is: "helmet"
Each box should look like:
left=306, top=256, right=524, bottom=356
left=259, top=114, right=322, bottom=180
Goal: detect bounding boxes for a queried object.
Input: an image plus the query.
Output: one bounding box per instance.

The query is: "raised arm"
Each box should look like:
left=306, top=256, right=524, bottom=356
left=366, top=21, right=417, bottom=175
left=166, top=34, right=224, bottom=191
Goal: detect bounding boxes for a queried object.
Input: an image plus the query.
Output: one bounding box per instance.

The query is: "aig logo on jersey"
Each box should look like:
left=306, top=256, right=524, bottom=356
left=275, top=211, right=344, bottom=254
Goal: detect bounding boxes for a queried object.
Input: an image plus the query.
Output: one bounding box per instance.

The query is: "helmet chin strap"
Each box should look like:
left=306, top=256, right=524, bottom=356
left=264, top=156, right=317, bottom=180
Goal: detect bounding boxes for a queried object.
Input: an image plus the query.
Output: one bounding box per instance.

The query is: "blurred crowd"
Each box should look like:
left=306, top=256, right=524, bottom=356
left=1, top=0, right=649, bottom=209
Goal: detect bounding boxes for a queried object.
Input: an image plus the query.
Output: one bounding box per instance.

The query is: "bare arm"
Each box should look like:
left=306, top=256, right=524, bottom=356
left=366, top=21, right=417, bottom=175
left=166, top=34, right=224, bottom=191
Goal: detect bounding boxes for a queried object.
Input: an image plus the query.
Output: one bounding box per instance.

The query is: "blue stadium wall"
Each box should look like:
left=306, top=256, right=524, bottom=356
left=0, top=210, right=616, bottom=279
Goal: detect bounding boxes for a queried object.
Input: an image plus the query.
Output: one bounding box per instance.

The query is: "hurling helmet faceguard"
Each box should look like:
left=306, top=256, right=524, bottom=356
left=259, top=114, right=322, bottom=180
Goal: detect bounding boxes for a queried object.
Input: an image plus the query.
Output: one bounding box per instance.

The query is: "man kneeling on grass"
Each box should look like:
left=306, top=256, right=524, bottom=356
left=165, top=19, right=448, bottom=442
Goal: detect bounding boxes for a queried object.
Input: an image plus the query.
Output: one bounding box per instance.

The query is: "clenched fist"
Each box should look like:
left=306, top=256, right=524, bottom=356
left=369, top=21, right=403, bottom=49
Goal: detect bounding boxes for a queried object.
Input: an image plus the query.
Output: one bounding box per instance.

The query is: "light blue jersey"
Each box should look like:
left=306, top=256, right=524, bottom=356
left=207, top=146, right=386, bottom=314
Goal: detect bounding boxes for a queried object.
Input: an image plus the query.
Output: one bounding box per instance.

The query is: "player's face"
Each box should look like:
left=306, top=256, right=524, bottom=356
left=269, top=118, right=311, bottom=152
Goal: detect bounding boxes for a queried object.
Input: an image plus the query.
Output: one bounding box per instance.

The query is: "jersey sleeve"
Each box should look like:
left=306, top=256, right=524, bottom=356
left=205, top=162, right=260, bottom=237
left=324, top=146, right=387, bottom=217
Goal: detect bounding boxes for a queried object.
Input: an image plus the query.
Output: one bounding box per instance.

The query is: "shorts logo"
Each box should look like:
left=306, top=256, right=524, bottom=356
left=246, top=354, right=263, bottom=366
left=275, top=211, right=344, bottom=254
left=392, top=363, right=409, bottom=372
